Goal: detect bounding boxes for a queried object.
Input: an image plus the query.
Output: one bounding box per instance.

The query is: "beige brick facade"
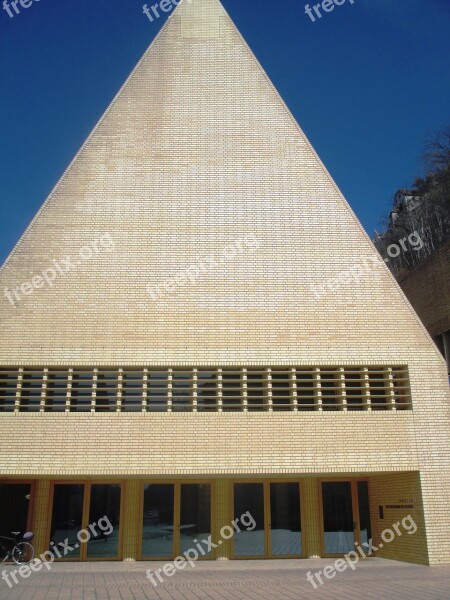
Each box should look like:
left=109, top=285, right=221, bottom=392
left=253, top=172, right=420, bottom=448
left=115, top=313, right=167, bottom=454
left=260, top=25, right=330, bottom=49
left=0, top=0, right=449, bottom=565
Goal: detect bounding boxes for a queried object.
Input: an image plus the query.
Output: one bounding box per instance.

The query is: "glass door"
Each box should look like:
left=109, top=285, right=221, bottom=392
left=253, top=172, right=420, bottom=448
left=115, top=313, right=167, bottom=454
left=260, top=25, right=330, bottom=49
left=233, top=483, right=266, bottom=557
left=86, top=484, right=121, bottom=559
left=180, top=484, right=211, bottom=556
left=357, top=481, right=372, bottom=550
left=142, top=484, right=175, bottom=558
left=0, top=483, right=33, bottom=560
left=321, top=480, right=372, bottom=556
left=141, top=482, right=212, bottom=560
left=50, top=484, right=85, bottom=559
left=269, top=482, right=302, bottom=557
left=233, top=482, right=302, bottom=559
left=50, top=482, right=122, bottom=561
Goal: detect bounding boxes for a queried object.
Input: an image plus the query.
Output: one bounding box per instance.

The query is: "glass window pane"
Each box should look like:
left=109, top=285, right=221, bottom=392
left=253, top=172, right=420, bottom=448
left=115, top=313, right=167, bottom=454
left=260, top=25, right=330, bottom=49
left=393, top=367, right=412, bottom=410
left=46, top=370, right=69, bottom=412
left=270, top=483, right=301, bottom=556
left=222, top=370, right=242, bottom=411
left=196, top=371, right=217, bottom=412
left=368, top=368, right=388, bottom=410
left=0, top=484, right=31, bottom=559
left=180, top=484, right=211, bottom=555
left=246, top=370, right=267, bottom=411
left=234, top=483, right=265, bottom=556
left=344, top=370, right=365, bottom=411
left=86, top=484, right=121, bottom=559
left=322, top=482, right=355, bottom=554
left=71, top=371, right=93, bottom=412
left=172, top=371, right=192, bottom=412
left=121, top=370, right=143, bottom=412
left=296, top=369, right=316, bottom=410
left=147, top=371, right=168, bottom=412
left=96, top=370, right=118, bottom=412
left=320, top=369, right=340, bottom=410
left=50, top=484, right=84, bottom=559
left=357, top=481, right=372, bottom=550
left=271, top=370, right=292, bottom=411
left=0, top=369, right=18, bottom=412
left=20, top=370, right=43, bottom=412
left=142, top=484, right=174, bottom=558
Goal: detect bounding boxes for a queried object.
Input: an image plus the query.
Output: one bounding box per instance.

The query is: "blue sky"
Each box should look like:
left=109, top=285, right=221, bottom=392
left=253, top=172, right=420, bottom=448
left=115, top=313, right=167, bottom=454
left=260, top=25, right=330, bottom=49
left=0, top=0, right=449, bottom=264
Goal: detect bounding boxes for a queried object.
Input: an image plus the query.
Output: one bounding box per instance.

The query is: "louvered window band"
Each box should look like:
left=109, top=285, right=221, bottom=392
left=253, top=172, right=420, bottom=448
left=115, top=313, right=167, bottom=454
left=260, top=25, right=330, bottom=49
left=0, top=366, right=412, bottom=413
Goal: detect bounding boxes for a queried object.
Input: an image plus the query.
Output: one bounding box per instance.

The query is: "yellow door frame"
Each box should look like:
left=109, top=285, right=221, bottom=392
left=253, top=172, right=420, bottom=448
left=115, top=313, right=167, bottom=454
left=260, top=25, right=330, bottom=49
left=318, top=477, right=371, bottom=559
left=139, top=480, right=215, bottom=561
left=230, top=479, right=304, bottom=560
left=46, top=480, right=124, bottom=561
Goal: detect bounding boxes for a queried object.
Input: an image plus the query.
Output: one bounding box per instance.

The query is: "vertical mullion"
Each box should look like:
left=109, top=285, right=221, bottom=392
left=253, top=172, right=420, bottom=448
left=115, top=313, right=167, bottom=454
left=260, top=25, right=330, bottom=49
left=142, top=368, right=148, bottom=412
left=81, top=483, right=91, bottom=560
left=15, top=368, right=23, bottom=412
left=340, top=367, right=347, bottom=412
left=217, top=368, right=223, bottom=413
left=352, top=481, right=361, bottom=547
left=92, top=368, right=97, bottom=413
left=242, top=368, right=248, bottom=412
left=66, top=368, right=72, bottom=413
left=167, top=369, right=173, bottom=413
left=41, top=368, right=48, bottom=413
left=174, top=483, right=181, bottom=559
left=291, top=368, right=298, bottom=412
left=117, top=368, right=123, bottom=413
left=192, top=368, right=198, bottom=412
left=363, top=368, right=372, bottom=412
left=387, top=367, right=396, bottom=411
left=315, top=368, right=322, bottom=411
left=267, top=368, right=273, bottom=412
left=264, top=482, right=271, bottom=559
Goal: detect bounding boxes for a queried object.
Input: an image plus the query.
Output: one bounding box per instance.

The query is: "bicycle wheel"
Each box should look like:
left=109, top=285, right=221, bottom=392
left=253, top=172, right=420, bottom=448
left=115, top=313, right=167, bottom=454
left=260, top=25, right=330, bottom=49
left=12, top=542, right=34, bottom=565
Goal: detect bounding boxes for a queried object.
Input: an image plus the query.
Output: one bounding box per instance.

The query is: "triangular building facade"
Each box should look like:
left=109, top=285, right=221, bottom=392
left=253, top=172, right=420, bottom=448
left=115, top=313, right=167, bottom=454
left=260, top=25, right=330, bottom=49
left=0, top=0, right=449, bottom=565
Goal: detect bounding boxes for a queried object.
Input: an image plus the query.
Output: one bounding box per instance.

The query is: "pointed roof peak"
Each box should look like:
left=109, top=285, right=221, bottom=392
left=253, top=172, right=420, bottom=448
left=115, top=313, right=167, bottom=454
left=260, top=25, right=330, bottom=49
left=0, top=0, right=440, bottom=365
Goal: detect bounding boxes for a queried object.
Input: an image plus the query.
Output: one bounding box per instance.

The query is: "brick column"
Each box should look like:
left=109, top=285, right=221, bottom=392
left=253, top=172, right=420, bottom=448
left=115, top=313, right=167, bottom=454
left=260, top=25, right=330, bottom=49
left=302, top=479, right=322, bottom=558
left=31, top=479, right=51, bottom=558
left=121, top=480, right=141, bottom=561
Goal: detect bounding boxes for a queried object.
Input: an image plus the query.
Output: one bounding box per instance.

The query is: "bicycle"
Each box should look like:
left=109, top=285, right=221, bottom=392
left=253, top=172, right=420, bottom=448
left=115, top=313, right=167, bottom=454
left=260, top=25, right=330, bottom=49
left=0, top=531, right=35, bottom=565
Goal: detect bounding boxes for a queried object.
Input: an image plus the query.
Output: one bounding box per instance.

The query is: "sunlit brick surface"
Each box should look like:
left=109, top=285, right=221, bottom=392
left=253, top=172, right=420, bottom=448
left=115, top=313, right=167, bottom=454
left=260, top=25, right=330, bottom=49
left=0, top=0, right=449, bottom=566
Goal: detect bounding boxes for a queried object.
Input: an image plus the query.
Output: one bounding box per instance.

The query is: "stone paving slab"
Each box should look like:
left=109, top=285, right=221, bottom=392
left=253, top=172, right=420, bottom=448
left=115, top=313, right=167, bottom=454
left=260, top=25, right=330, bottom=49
left=1, top=559, right=450, bottom=600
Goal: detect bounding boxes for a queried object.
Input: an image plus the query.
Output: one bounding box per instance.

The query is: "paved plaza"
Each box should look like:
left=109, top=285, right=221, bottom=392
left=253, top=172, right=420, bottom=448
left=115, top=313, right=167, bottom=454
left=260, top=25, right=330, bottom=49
left=1, top=559, right=450, bottom=600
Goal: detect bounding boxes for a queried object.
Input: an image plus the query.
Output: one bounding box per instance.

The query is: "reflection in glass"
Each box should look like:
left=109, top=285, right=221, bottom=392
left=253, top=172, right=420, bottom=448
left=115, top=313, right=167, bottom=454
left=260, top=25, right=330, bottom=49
left=270, top=483, right=301, bottom=556
left=196, top=372, right=217, bottom=412
left=357, top=481, right=372, bottom=550
left=70, top=371, right=93, bottom=412
left=180, top=484, right=211, bottom=556
left=172, top=371, right=192, bottom=412
left=246, top=370, right=266, bottom=411
left=0, top=484, right=30, bottom=559
left=146, top=371, right=169, bottom=412
left=322, top=482, right=355, bottom=554
left=121, top=370, right=144, bottom=412
left=86, top=484, right=121, bottom=559
left=19, top=370, right=43, bottom=412
left=142, top=484, right=174, bottom=557
left=221, top=370, right=242, bottom=411
left=95, top=371, right=118, bottom=412
left=234, top=483, right=265, bottom=556
left=45, top=370, right=69, bottom=412
left=50, top=484, right=84, bottom=558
